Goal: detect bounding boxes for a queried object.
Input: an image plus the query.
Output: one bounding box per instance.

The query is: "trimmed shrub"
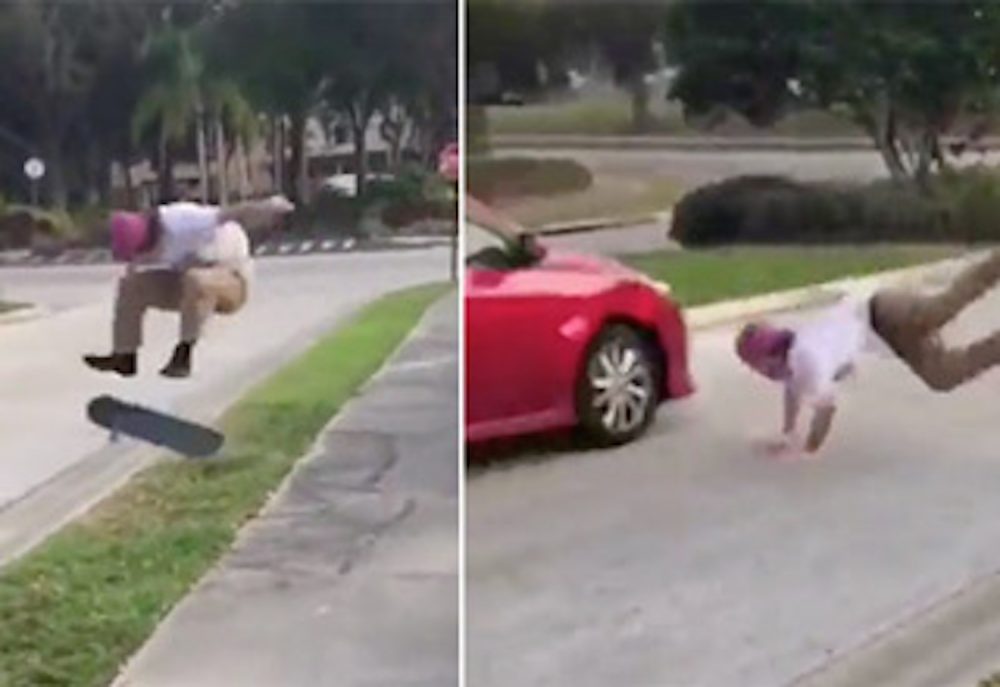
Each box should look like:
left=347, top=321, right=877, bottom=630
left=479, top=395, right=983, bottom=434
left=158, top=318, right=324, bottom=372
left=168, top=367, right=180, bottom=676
left=670, top=172, right=990, bottom=246
left=467, top=156, right=592, bottom=201
left=0, top=205, right=78, bottom=251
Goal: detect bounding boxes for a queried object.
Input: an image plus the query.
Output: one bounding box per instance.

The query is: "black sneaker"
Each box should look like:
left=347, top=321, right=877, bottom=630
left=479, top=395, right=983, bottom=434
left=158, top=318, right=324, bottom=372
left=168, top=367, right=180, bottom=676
left=84, top=353, right=137, bottom=377
left=160, top=343, right=192, bottom=379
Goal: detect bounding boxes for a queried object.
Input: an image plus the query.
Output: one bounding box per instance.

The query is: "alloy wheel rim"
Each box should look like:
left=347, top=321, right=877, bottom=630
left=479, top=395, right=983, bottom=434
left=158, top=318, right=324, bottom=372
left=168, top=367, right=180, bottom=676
left=589, top=339, right=653, bottom=435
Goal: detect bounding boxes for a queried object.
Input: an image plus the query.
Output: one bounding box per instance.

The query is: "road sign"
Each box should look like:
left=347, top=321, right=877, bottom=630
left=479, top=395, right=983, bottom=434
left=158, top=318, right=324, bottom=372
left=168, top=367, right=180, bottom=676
left=23, top=157, right=45, bottom=180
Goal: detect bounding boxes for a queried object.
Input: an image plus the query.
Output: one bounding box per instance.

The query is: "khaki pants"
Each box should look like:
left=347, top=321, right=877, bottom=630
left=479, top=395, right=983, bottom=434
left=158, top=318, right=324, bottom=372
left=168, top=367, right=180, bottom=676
left=113, top=267, right=246, bottom=353
left=871, top=249, right=1000, bottom=391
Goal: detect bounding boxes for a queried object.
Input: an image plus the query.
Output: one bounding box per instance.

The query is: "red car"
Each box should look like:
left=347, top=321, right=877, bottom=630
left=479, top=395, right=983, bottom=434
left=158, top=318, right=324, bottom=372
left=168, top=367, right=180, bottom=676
left=465, top=224, right=695, bottom=446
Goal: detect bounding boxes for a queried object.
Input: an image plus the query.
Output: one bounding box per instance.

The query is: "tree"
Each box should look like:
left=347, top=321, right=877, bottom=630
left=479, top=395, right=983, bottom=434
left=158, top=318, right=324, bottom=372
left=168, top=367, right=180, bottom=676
left=209, top=2, right=333, bottom=203
left=566, top=2, right=671, bottom=132
left=373, top=2, right=457, bottom=167
left=0, top=1, right=202, bottom=207
left=664, top=0, right=1000, bottom=185
left=0, top=1, right=146, bottom=207
left=132, top=26, right=209, bottom=201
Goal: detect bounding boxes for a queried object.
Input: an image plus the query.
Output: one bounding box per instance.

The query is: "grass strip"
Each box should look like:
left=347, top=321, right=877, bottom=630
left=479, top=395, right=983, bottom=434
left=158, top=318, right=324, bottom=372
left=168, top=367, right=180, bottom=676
left=487, top=100, right=861, bottom=137
left=0, top=282, right=449, bottom=687
left=623, top=245, right=962, bottom=307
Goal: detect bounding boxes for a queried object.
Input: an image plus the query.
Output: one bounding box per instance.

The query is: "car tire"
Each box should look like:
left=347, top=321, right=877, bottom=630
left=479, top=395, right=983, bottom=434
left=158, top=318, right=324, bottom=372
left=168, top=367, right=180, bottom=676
left=576, top=324, right=661, bottom=446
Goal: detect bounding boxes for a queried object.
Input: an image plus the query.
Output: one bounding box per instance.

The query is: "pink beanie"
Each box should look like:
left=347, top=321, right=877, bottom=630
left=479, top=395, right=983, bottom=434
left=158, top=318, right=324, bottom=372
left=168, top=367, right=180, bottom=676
left=109, top=211, right=149, bottom=262
left=735, top=322, right=795, bottom=381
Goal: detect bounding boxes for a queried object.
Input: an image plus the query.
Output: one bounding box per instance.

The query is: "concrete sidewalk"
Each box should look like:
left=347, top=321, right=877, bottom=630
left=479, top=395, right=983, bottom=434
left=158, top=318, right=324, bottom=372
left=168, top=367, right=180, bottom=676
left=114, top=294, right=458, bottom=687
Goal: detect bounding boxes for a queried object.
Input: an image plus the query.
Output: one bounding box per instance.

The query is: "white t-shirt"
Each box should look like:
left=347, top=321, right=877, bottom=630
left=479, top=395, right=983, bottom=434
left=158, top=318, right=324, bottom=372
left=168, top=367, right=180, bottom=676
left=157, top=202, right=221, bottom=267
left=198, top=220, right=253, bottom=284
left=152, top=203, right=252, bottom=284
left=786, top=296, right=878, bottom=406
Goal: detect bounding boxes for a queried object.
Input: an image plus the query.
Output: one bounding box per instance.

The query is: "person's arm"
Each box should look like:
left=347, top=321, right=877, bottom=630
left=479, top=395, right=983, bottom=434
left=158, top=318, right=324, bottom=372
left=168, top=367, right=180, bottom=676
left=217, top=196, right=294, bottom=233
left=465, top=194, right=526, bottom=237
left=805, top=402, right=837, bottom=453
left=783, top=383, right=801, bottom=437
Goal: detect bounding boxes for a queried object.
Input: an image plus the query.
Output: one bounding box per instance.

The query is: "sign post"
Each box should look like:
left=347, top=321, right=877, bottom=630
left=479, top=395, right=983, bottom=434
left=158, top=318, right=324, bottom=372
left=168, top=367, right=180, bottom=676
left=23, top=157, right=45, bottom=206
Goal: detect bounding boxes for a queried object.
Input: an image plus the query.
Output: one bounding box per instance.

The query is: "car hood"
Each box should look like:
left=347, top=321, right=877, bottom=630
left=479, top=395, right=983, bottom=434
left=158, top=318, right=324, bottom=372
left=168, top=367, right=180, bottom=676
left=534, top=248, right=672, bottom=298
left=537, top=250, right=637, bottom=278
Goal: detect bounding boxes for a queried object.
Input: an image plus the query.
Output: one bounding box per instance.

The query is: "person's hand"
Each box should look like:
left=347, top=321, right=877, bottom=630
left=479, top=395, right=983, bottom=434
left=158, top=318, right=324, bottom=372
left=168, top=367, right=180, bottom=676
left=267, top=195, right=295, bottom=214
left=761, top=433, right=804, bottom=460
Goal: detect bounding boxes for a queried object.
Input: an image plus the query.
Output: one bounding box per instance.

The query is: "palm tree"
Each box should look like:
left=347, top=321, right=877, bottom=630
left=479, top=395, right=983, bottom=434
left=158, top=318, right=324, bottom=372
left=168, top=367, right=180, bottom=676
left=131, top=26, right=209, bottom=202
left=205, top=79, right=258, bottom=203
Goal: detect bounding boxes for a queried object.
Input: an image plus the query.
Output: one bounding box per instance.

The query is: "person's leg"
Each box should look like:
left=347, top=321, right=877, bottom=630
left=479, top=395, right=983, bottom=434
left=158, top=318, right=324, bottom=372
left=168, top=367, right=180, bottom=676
left=84, top=270, right=179, bottom=376
left=871, top=250, right=1000, bottom=367
left=914, top=249, right=1000, bottom=329
left=875, top=250, right=1000, bottom=335
left=161, top=267, right=245, bottom=377
left=908, top=329, right=1000, bottom=392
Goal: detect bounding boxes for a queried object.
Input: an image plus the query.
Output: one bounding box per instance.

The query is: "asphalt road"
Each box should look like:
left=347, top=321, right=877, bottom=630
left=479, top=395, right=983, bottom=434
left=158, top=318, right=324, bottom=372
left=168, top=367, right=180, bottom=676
left=503, top=147, right=1000, bottom=187
left=0, top=249, right=449, bottom=560
left=468, top=279, right=1000, bottom=687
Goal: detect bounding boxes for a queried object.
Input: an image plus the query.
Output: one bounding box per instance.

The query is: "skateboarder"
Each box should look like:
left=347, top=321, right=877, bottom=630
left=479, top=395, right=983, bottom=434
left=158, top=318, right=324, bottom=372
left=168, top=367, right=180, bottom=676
left=84, top=195, right=294, bottom=378
left=736, top=250, right=1000, bottom=456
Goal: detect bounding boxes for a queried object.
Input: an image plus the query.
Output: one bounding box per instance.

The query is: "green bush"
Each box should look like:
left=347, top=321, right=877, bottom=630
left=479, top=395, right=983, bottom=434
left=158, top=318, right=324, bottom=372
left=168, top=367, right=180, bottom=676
left=365, top=164, right=457, bottom=230
left=467, top=156, right=593, bottom=201
left=366, top=164, right=429, bottom=205
left=670, top=172, right=992, bottom=246
left=0, top=205, right=79, bottom=251
left=936, top=166, right=1000, bottom=242
left=69, top=204, right=110, bottom=245
left=295, top=188, right=364, bottom=236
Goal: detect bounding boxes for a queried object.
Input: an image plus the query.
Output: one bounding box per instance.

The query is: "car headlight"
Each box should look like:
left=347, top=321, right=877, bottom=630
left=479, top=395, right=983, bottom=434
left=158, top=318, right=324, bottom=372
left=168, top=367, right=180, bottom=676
left=652, top=280, right=671, bottom=297
left=634, top=274, right=671, bottom=297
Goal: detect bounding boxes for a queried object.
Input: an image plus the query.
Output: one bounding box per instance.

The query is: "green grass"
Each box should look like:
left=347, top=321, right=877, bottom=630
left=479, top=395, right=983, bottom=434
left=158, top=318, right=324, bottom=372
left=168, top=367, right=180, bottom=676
left=623, top=245, right=962, bottom=307
left=0, top=282, right=449, bottom=687
left=488, top=99, right=862, bottom=137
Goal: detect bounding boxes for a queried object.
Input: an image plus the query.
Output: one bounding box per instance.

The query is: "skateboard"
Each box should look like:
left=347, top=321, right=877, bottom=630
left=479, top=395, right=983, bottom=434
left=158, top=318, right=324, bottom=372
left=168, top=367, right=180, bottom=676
left=87, top=395, right=224, bottom=458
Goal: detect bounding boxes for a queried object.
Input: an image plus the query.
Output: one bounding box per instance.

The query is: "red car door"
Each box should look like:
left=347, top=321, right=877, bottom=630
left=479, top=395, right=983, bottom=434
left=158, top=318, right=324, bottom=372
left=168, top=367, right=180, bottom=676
left=466, top=267, right=567, bottom=431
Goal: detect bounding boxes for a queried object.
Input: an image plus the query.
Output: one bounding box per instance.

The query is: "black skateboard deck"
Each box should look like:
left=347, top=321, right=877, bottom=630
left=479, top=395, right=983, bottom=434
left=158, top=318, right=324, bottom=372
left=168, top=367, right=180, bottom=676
left=87, top=395, right=224, bottom=458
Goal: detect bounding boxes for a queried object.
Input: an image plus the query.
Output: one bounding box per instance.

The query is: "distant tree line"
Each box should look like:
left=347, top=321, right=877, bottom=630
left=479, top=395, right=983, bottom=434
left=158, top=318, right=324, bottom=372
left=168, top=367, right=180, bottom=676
left=469, top=0, right=1000, bottom=185
left=0, top=1, right=457, bottom=209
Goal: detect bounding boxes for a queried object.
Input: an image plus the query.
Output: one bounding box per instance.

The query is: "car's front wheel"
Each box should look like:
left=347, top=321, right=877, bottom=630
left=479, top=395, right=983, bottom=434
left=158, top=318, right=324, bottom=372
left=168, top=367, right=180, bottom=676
left=576, top=324, right=660, bottom=446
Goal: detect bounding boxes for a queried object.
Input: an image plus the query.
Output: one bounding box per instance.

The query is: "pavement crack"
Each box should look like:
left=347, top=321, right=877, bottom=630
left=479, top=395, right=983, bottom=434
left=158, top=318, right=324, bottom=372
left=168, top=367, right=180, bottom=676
left=337, top=495, right=417, bottom=575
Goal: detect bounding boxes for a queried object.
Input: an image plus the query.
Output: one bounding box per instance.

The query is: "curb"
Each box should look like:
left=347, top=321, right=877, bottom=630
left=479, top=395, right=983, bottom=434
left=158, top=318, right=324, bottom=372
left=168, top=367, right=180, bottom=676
left=0, top=236, right=450, bottom=269
left=0, top=304, right=48, bottom=326
left=684, top=254, right=971, bottom=331
left=492, top=134, right=1000, bottom=153
left=790, top=567, right=1000, bottom=687
left=538, top=210, right=670, bottom=236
